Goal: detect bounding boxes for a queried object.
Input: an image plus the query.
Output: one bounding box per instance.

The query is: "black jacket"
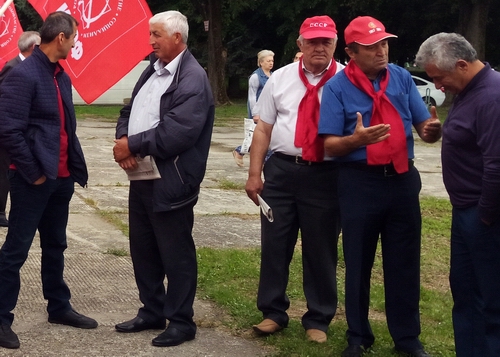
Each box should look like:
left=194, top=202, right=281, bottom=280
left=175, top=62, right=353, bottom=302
left=116, top=50, right=214, bottom=212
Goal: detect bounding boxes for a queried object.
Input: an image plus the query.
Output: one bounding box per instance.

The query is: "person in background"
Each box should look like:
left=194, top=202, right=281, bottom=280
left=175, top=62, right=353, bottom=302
left=0, top=31, right=41, bottom=83
left=416, top=32, right=500, bottom=357
left=293, top=51, right=303, bottom=62
left=232, top=49, right=274, bottom=167
left=245, top=15, right=343, bottom=344
left=113, top=10, right=214, bottom=348
left=0, top=31, right=41, bottom=228
left=319, top=16, right=441, bottom=357
left=0, top=12, right=96, bottom=350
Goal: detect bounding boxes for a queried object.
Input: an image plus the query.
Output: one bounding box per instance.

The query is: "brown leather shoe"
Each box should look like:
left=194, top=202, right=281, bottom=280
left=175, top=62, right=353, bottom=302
left=306, top=328, right=327, bottom=343
left=252, top=318, right=283, bottom=335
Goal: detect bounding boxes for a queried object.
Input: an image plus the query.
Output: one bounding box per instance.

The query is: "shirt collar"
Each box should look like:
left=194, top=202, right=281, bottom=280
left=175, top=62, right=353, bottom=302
left=154, top=49, right=186, bottom=76
left=302, top=59, right=333, bottom=77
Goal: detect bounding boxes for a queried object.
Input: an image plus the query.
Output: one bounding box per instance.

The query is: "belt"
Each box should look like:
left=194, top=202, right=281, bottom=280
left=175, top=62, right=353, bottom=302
left=273, top=152, right=333, bottom=166
left=341, top=160, right=414, bottom=177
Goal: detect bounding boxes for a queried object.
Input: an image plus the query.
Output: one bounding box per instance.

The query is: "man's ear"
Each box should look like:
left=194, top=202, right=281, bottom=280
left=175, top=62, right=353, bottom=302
left=345, top=46, right=354, bottom=59
left=455, top=59, right=469, bottom=73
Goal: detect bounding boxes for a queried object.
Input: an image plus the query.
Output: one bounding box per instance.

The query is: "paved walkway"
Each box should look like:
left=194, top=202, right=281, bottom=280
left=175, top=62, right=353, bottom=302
left=0, top=120, right=446, bottom=356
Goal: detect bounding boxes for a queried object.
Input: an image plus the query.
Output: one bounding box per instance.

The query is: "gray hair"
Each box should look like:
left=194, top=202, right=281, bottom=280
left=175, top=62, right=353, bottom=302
left=150, top=11, right=189, bottom=44
left=297, top=34, right=338, bottom=45
left=18, top=31, right=41, bottom=52
left=257, top=50, right=274, bottom=67
left=415, top=32, right=478, bottom=71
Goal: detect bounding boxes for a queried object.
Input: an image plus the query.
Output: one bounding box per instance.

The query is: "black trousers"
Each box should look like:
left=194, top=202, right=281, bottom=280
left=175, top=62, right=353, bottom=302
left=338, top=165, right=423, bottom=351
left=128, top=180, right=197, bottom=335
left=0, top=173, right=74, bottom=325
left=257, top=155, right=341, bottom=332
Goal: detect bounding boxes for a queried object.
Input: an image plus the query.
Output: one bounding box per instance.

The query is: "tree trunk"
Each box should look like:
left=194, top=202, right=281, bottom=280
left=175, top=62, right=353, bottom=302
left=458, top=0, right=491, bottom=60
left=206, top=0, right=230, bottom=105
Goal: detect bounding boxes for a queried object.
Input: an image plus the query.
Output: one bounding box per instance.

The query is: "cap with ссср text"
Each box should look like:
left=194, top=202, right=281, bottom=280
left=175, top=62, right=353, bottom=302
left=344, top=16, right=397, bottom=46
left=299, top=15, right=337, bottom=39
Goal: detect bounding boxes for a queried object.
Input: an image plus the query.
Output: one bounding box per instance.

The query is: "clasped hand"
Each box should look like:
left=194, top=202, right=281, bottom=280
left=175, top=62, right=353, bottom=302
left=113, top=136, right=138, bottom=170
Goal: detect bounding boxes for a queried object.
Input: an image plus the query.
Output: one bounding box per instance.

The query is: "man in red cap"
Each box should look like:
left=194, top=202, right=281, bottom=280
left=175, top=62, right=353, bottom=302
left=245, top=15, right=343, bottom=343
left=318, top=16, right=441, bottom=357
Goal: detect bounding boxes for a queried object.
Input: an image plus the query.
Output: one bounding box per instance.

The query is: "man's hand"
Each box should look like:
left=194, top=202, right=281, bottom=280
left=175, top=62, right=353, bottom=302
left=33, top=175, right=46, bottom=185
left=354, top=112, right=391, bottom=145
left=113, top=136, right=132, bottom=162
left=245, top=175, right=264, bottom=206
left=422, top=106, right=442, bottom=142
left=118, top=155, right=138, bottom=170
left=324, top=112, right=390, bottom=157
left=416, top=106, right=442, bottom=143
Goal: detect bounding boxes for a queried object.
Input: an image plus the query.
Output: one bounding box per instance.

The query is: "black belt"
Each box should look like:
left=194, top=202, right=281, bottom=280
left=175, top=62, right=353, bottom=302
left=273, top=152, right=333, bottom=166
left=341, top=160, right=414, bottom=177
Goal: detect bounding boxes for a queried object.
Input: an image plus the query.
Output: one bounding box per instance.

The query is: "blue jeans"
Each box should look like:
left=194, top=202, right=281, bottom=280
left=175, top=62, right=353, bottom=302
left=450, top=205, right=500, bottom=357
left=0, top=171, right=74, bottom=325
left=234, top=146, right=273, bottom=161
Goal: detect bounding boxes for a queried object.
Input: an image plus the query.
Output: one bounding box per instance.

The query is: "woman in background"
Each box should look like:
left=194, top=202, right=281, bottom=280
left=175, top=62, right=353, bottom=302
left=233, top=49, right=274, bottom=167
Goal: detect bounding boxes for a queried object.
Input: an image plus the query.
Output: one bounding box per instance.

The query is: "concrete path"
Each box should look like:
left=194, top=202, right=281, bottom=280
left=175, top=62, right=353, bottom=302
left=0, top=120, right=446, bottom=356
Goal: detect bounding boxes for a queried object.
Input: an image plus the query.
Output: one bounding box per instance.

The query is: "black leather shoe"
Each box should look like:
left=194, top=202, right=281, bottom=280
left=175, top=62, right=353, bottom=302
left=395, top=348, right=432, bottom=357
left=0, top=324, right=20, bottom=349
left=48, top=309, right=98, bottom=329
left=341, top=344, right=366, bottom=357
left=152, top=327, right=195, bottom=347
left=115, top=316, right=166, bottom=333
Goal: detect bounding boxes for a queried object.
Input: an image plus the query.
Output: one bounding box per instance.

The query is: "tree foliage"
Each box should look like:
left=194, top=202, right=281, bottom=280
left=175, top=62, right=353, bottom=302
left=12, top=0, right=500, bottom=102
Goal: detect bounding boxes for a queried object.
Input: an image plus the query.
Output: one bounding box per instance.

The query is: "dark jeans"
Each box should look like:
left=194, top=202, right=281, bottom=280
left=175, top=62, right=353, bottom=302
left=129, top=180, right=197, bottom=335
left=338, top=165, right=423, bottom=351
left=0, top=171, right=74, bottom=325
left=257, top=155, right=340, bottom=332
left=450, top=205, right=500, bottom=357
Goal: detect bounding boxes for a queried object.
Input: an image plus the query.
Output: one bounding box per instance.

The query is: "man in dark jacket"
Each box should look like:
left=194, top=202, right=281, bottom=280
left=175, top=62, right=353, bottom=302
left=0, top=12, right=96, bottom=350
left=113, top=10, right=214, bottom=348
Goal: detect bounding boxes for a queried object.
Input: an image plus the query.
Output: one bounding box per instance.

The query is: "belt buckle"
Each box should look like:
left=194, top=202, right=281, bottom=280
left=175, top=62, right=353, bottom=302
left=295, top=155, right=311, bottom=165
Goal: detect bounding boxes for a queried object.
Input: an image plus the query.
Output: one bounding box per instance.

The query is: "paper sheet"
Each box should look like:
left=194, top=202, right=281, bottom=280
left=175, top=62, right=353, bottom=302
left=126, top=155, right=161, bottom=181
left=257, top=194, right=273, bottom=222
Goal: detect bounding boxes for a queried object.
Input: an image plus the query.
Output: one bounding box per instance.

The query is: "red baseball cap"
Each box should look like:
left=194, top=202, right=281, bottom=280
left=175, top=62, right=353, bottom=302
left=299, top=15, right=337, bottom=39
left=344, top=16, right=397, bottom=45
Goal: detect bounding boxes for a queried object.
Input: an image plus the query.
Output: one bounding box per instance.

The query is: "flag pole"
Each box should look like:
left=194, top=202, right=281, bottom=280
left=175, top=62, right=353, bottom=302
left=0, top=0, right=14, bottom=18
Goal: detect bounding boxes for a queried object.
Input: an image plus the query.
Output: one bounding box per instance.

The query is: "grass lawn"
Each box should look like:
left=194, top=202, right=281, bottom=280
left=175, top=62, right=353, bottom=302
left=196, top=196, right=455, bottom=357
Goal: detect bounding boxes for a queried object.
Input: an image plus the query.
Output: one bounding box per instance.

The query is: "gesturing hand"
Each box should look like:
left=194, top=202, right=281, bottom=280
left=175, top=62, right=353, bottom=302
left=423, top=106, right=442, bottom=140
left=353, top=112, right=391, bottom=146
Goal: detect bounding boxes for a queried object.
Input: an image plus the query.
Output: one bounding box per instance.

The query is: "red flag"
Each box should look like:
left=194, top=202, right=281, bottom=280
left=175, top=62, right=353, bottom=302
left=28, top=0, right=152, bottom=104
left=0, top=0, right=23, bottom=70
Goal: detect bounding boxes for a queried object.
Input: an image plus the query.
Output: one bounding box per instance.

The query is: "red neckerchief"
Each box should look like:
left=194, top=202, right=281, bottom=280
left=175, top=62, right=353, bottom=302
left=294, top=58, right=337, bottom=162
left=344, top=61, right=408, bottom=173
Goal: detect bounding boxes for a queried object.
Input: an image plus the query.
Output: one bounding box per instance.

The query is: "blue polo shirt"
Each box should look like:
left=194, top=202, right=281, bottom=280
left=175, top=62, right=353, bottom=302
left=318, top=63, right=430, bottom=162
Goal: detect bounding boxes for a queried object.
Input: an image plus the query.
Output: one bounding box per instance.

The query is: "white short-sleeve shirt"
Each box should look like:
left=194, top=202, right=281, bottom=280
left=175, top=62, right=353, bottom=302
left=257, top=60, right=344, bottom=156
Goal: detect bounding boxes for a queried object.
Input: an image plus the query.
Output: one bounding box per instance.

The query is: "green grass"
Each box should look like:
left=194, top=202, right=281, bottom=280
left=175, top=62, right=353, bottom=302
left=74, top=101, right=446, bottom=129
left=217, top=178, right=246, bottom=190
left=196, top=196, right=455, bottom=356
left=74, top=102, right=248, bottom=127
left=104, top=248, right=129, bottom=257
left=74, top=105, right=122, bottom=121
